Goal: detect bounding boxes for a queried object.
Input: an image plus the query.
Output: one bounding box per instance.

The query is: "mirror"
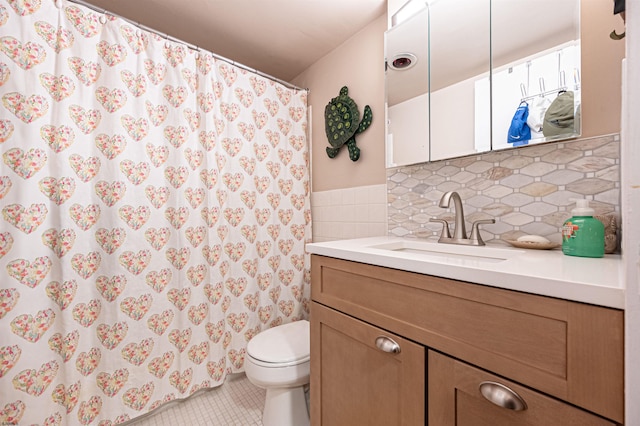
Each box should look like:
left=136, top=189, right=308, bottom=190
left=385, top=5, right=429, bottom=167
left=491, top=0, right=581, bottom=150
left=384, top=0, right=581, bottom=167
left=429, top=0, right=490, bottom=161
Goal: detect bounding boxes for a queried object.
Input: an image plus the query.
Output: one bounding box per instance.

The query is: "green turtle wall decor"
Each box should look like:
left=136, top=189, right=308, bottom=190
left=324, top=86, right=372, bottom=161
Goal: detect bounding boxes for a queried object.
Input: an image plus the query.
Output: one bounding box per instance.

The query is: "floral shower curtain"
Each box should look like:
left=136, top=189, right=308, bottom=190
left=0, top=0, right=311, bottom=424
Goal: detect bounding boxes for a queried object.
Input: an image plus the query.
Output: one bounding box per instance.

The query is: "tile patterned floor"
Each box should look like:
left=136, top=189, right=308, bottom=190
left=126, top=374, right=265, bottom=426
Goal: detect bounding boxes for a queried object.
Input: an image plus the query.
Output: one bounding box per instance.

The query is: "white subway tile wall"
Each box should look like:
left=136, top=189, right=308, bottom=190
left=311, top=184, right=388, bottom=242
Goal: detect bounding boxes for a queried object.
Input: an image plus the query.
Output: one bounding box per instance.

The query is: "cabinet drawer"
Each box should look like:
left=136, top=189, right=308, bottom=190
left=428, top=350, right=617, bottom=425
left=311, top=255, right=623, bottom=423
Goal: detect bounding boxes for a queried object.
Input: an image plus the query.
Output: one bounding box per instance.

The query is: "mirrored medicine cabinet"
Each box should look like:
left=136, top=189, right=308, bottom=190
left=385, top=0, right=581, bottom=167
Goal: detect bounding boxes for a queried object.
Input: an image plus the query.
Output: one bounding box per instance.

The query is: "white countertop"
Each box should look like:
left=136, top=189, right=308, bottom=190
left=306, top=236, right=624, bottom=309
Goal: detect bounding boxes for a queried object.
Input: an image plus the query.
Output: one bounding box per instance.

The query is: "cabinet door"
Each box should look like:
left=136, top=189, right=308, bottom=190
left=311, top=302, right=425, bottom=426
left=428, top=350, right=618, bottom=426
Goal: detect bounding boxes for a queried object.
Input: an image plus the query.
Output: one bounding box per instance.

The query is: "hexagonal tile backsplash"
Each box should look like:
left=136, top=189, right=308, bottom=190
left=387, top=134, right=620, bottom=245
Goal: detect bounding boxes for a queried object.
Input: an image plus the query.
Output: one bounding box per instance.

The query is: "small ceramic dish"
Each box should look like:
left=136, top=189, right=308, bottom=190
left=506, top=240, right=561, bottom=250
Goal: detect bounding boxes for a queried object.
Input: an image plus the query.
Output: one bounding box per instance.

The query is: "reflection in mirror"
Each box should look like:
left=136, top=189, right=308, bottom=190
left=385, top=4, right=429, bottom=167
left=384, top=0, right=581, bottom=168
left=429, top=0, right=491, bottom=162
left=491, top=0, right=581, bottom=150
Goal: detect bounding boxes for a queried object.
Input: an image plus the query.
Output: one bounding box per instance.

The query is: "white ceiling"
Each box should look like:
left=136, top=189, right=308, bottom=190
left=80, top=0, right=387, bottom=82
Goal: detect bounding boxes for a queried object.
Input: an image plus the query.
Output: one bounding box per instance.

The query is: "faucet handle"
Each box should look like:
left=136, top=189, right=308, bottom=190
left=469, top=219, right=495, bottom=246
left=429, top=218, right=452, bottom=239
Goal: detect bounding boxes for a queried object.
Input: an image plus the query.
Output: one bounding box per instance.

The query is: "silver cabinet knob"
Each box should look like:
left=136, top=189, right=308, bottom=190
left=375, top=336, right=401, bottom=354
left=479, top=381, right=527, bottom=411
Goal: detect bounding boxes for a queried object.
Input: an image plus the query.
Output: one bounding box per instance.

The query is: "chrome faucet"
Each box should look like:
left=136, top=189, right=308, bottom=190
left=429, top=191, right=495, bottom=246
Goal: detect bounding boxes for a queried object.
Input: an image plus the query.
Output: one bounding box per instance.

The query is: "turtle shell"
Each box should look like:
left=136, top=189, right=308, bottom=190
left=325, top=87, right=360, bottom=148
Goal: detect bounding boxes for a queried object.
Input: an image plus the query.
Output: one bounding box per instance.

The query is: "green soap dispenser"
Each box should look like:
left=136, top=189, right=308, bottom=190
left=562, top=199, right=605, bottom=258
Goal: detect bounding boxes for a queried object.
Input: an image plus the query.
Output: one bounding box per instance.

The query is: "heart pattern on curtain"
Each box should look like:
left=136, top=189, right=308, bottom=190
left=0, top=0, right=311, bottom=425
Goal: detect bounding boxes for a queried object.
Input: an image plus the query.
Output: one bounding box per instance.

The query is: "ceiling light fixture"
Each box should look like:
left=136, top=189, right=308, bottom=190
left=388, top=53, right=418, bottom=71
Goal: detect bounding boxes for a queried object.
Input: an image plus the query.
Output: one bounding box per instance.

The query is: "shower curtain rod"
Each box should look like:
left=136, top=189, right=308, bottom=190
left=64, top=0, right=309, bottom=92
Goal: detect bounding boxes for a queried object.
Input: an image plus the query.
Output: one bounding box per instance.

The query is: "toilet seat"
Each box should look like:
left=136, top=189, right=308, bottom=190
left=247, top=320, right=309, bottom=365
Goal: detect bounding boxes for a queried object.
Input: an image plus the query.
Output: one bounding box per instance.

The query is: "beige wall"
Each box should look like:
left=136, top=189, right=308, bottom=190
left=292, top=15, right=387, bottom=192
left=581, top=0, right=626, bottom=138
left=295, top=0, right=625, bottom=192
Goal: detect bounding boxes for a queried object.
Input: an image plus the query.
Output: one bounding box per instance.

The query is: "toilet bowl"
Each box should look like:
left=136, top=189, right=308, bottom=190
left=244, top=320, right=310, bottom=426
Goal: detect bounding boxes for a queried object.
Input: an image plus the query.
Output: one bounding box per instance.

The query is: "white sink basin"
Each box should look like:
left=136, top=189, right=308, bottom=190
left=368, top=240, right=523, bottom=264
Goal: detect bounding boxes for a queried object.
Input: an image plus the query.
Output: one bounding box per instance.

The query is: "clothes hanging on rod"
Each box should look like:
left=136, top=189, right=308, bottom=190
left=507, top=101, right=531, bottom=146
left=518, top=66, right=579, bottom=136
left=543, top=91, right=576, bottom=137
left=65, top=0, right=309, bottom=92
left=527, top=96, right=552, bottom=134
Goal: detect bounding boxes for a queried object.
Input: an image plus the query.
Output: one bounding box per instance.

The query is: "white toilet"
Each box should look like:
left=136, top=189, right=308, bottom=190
left=244, top=320, right=310, bottom=426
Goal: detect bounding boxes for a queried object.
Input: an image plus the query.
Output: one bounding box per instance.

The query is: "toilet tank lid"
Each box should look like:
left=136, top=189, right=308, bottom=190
left=247, top=320, right=310, bottom=363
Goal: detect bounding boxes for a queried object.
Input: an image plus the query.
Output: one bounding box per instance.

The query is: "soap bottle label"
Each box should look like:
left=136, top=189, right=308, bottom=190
left=562, top=221, right=579, bottom=240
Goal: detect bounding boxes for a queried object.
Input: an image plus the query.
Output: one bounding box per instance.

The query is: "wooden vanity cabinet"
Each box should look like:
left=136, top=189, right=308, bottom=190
left=310, top=255, right=624, bottom=425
